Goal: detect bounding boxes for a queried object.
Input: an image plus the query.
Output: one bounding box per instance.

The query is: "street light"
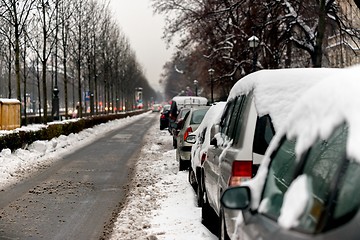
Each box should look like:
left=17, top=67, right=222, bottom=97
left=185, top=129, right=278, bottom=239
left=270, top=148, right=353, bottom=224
left=208, top=68, right=215, bottom=103
left=248, top=35, right=260, bottom=72
left=193, top=80, right=198, bottom=96
left=52, top=54, right=60, bottom=120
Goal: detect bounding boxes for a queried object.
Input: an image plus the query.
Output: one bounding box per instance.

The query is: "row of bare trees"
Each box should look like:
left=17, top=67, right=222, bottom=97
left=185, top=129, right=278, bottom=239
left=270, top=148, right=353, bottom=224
left=0, top=0, right=157, bottom=124
left=152, top=0, right=360, bottom=100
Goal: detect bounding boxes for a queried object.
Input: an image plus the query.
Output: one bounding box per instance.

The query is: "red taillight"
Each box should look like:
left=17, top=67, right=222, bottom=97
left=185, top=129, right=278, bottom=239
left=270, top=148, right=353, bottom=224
left=160, top=114, right=166, bottom=119
left=183, top=127, right=193, bottom=141
left=201, top=152, right=207, bottom=164
left=229, top=160, right=252, bottom=187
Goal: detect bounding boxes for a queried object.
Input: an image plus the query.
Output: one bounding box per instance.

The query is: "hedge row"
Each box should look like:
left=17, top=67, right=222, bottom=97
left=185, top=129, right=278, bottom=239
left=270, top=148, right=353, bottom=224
left=0, top=110, right=146, bottom=152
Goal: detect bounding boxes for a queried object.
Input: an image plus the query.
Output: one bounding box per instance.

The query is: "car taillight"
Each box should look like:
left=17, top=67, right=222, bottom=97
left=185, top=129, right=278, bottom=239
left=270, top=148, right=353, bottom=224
left=201, top=152, right=207, bottom=165
left=183, top=127, right=193, bottom=141
left=229, top=160, right=252, bottom=187
left=160, top=114, right=166, bottom=119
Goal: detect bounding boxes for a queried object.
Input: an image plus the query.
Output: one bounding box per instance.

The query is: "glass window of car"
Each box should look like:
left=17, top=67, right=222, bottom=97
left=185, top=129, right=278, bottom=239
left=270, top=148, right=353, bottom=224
left=260, top=124, right=354, bottom=233
left=191, top=109, right=209, bottom=124
left=329, top=160, right=360, bottom=226
left=232, top=93, right=253, bottom=147
left=259, top=138, right=297, bottom=218
left=253, top=115, right=275, bottom=155
left=220, top=100, right=236, bottom=136
left=227, top=96, right=246, bottom=140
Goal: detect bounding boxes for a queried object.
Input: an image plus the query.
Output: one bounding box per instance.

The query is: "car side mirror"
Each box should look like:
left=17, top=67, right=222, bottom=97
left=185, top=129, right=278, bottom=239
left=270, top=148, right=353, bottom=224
left=221, top=186, right=251, bottom=210
left=186, top=134, right=196, bottom=144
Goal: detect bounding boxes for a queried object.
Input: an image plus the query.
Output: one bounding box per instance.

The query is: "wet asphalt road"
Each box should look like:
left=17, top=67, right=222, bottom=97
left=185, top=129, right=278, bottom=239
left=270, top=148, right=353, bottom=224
left=0, top=113, right=157, bottom=240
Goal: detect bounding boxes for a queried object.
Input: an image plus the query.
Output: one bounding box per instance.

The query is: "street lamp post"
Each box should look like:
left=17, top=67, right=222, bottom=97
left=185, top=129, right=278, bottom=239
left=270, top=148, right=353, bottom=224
left=208, top=68, right=215, bottom=103
left=248, top=35, right=260, bottom=72
left=52, top=53, right=60, bottom=120
left=193, top=80, right=198, bottom=96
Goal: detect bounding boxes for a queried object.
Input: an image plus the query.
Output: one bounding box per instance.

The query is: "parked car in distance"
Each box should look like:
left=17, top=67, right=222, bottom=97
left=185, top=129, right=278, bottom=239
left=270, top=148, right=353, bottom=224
left=160, top=104, right=171, bottom=130
left=176, top=106, right=210, bottom=171
left=170, top=107, right=191, bottom=148
left=188, top=102, right=226, bottom=207
left=152, top=104, right=162, bottom=112
left=168, top=96, right=208, bottom=135
left=202, top=67, right=345, bottom=239
left=221, top=66, right=360, bottom=240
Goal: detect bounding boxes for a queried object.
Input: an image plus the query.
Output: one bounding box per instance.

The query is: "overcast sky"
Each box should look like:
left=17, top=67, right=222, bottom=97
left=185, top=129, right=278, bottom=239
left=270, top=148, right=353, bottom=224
left=109, top=0, right=176, bottom=93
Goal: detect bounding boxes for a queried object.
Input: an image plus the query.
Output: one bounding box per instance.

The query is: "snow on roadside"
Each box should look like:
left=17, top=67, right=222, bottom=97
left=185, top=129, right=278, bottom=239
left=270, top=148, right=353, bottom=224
left=110, top=117, right=216, bottom=240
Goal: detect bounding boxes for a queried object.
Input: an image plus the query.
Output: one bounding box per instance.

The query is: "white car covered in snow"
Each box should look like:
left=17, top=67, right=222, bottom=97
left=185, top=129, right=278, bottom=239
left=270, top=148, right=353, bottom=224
left=202, top=67, right=347, bottom=240
left=221, top=65, right=360, bottom=240
left=187, top=102, right=226, bottom=207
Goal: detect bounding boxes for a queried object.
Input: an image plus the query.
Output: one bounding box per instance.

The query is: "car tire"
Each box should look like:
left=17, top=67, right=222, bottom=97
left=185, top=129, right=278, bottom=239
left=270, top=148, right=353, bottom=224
left=173, top=137, right=177, bottom=149
left=220, top=209, right=230, bottom=240
left=179, top=157, right=187, bottom=171
left=188, top=168, right=197, bottom=191
left=202, top=191, right=220, bottom=236
left=196, top=174, right=204, bottom=207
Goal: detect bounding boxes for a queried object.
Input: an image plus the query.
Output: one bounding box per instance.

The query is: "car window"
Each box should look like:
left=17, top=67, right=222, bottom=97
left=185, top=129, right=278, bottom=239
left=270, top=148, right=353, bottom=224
left=191, top=109, right=208, bottom=124
left=294, top=125, right=347, bottom=232
left=233, top=93, right=253, bottom=146
left=260, top=138, right=297, bottom=218
left=260, top=124, right=355, bottom=233
left=331, top=161, right=360, bottom=226
left=199, top=127, right=207, bottom=144
left=220, top=100, right=236, bottom=136
left=177, top=109, right=190, bottom=120
left=253, top=115, right=275, bottom=155
left=227, top=96, right=245, bottom=140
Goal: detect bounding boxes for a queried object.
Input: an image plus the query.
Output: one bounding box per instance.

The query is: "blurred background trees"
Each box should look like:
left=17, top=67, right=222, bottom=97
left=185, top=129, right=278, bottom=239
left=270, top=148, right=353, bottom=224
left=152, top=0, right=360, bottom=101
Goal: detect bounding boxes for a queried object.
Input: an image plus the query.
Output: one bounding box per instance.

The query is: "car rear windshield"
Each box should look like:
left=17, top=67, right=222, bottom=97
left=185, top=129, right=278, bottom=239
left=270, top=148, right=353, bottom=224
left=191, top=109, right=208, bottom=124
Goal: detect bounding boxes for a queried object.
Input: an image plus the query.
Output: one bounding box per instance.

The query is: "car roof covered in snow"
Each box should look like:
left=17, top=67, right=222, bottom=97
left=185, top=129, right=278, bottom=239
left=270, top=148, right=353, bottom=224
left=227, top=68, right=346, bottom=131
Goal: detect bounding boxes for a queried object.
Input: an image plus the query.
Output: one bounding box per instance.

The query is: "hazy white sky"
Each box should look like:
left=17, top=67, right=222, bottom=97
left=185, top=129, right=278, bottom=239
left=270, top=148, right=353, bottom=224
left=109, top=0, right=175, bottom=92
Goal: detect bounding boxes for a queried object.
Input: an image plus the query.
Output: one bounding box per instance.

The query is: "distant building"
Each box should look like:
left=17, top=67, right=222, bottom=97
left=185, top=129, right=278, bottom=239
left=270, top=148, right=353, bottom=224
left=326, top=0, right=360, bottom=67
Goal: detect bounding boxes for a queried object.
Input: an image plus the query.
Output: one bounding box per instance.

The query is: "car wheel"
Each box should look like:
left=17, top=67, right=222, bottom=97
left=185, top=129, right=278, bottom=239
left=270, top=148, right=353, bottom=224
left=220, top=209, right=230, bottom=240
left=196, top=175, right=204, bottom=207
left=179, top=157, right=187, bottom=171
left=173, top=137, right=177, bottom=149
left=188, top=168, right=197, bottom=191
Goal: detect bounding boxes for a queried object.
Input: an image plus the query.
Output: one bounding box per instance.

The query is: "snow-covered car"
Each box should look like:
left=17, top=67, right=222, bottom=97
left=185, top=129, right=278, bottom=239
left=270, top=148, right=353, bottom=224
left=202, top=67, right=345, bottom=239
left=187, top=102, right=226, bottom=207
left=176, top=106, right=210, bottom=171
left=168, top=96, right=208, bottom=137
left=221, top=65, right=360, bottom=240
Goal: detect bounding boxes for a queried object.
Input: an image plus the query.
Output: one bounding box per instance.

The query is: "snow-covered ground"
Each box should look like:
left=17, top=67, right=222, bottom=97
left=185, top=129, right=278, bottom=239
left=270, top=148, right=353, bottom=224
left=0, top=112, right=216, bottom=239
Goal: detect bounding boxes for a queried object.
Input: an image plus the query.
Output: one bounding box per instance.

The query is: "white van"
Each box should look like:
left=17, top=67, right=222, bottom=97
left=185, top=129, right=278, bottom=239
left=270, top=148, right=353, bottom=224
left=168, top=96, right=208, bottom=135
left=169, top=96, right=208, bottom=119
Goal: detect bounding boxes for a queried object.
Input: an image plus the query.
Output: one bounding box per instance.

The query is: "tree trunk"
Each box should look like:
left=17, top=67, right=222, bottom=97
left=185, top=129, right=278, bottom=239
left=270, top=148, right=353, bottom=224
left=313, top=0, right=327, bottom=67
